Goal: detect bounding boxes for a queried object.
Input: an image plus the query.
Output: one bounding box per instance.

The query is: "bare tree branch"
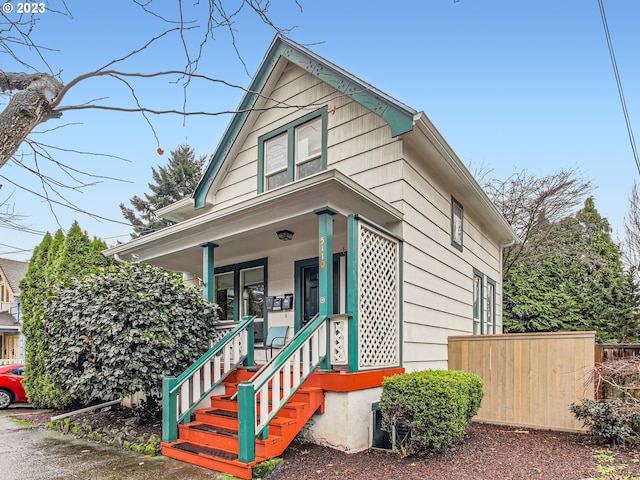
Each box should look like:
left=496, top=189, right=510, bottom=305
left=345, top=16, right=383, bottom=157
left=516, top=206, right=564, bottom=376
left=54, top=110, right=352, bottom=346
left=482, top=168, right=594, bottom=276
left=0, top=0, right=302, bottom=225
left=622, top=180, right=640, bottom=274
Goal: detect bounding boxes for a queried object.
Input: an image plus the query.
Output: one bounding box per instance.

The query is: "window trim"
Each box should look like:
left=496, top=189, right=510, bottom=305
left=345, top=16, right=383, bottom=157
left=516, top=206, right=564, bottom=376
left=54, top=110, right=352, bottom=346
left=214, top=258, right=268, bottom=322
left=451, top=197, right=463, bottom=251
left=257, top=107, right=328, bottom=193
left=486, top=277, right=496, bottom=334
left=473, top=268, right=484, bottom=335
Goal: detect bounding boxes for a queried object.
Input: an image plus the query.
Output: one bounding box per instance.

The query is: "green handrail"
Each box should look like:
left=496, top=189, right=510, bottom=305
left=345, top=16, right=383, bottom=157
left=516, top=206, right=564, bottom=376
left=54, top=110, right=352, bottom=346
left=238, top=313, right=327, bottom=462
left=163, top=316, right=255, bottom=443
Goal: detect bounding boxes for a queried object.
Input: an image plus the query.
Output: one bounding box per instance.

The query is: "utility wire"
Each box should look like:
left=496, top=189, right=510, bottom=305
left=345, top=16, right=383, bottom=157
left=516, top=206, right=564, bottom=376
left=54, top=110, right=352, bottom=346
left=598, top=0, right=640, bottom=176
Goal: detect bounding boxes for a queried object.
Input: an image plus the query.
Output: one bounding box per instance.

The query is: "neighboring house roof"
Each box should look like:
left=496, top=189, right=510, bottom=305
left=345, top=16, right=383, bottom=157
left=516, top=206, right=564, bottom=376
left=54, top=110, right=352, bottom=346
left=0, top=258, right=29, bottom=296
left=0, top=312, right=19, bottom=332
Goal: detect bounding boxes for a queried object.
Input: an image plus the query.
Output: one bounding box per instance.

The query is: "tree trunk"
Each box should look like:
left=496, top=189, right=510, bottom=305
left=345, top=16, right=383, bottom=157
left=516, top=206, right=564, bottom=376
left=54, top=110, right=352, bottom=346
left=0, top=71, right=64, bottom=168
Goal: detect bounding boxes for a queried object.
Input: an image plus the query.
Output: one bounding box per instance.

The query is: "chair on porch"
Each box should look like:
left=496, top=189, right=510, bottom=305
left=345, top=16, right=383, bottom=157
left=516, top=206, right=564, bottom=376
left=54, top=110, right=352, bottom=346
left=255, top=326, right=289, bottom=361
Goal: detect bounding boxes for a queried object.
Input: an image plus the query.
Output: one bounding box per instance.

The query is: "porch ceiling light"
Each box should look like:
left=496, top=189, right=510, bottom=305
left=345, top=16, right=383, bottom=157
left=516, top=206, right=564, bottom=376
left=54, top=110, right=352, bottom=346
left=276, top=229, right=294, bottom=241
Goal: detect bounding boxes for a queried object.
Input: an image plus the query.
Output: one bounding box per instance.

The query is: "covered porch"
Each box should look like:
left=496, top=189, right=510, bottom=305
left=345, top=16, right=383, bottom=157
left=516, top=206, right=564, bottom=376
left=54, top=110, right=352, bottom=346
left=105, top=170, right=406, bottom=474
left=106, top=170, right=404, bottom=373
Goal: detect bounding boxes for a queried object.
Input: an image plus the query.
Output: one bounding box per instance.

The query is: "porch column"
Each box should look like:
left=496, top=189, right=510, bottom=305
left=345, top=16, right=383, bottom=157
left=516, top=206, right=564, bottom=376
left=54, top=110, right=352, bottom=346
left=315, top=207, right=337, bottom=370
left=201, top=242, right=218, bottom=303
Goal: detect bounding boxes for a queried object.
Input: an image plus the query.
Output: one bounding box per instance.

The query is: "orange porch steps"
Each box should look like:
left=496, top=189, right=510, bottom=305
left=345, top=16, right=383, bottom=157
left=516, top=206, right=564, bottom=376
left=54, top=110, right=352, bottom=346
left=161, top=371, right=325, bottom=480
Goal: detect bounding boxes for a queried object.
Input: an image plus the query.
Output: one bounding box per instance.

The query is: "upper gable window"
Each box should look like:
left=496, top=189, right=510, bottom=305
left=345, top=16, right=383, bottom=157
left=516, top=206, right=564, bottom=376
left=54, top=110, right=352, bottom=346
left=451, top=197, right=463, bottom=251
left=259, top=108, right=327, bottom=193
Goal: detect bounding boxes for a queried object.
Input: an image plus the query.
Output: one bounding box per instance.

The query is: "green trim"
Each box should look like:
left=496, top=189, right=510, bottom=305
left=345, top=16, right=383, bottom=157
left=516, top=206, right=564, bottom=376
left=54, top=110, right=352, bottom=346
left=349, top=214, right=404, bottom=369
left=451, top=197, right=464, bottom=252
left=214, top=258, right=268, bottom=323
left=257, top=108, right=328, bottom=193
left=162, top=316, right=255, bottom=443
left=473, top=268, right=485, bottom=334
left=347, top=215, right=359, bottom=372
left=294, top=253, right=344, bottom=333
left=277, top=40, right=414, bottom=137
left=397, top=239, right=404, bottom=366
left=237, top=382, right=256, bottom=463
left=293, top=257, right=317, bottom=333
left=162, top=376, right=178, bottom=442
left=193, top=35, right=414, bottom=208
left=487, top=277, right=497, bottom=334
left=252, top=313, right=328, bottom=437
left=316, top=208, right=335, bottom=371
left=201, top=243, right=218, bottom=302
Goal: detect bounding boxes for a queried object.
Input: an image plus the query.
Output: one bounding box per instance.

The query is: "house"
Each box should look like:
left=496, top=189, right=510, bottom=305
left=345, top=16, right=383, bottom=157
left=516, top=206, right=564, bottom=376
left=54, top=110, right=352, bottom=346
left=0, top=258, right=29, bottom=365
left=104, top=34, right=518, bottom=478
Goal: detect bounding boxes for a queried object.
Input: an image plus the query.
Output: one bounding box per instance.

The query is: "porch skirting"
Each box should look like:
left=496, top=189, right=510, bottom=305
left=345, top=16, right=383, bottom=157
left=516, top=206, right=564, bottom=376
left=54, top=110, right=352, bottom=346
left=299, top=367, right=404, bottom=452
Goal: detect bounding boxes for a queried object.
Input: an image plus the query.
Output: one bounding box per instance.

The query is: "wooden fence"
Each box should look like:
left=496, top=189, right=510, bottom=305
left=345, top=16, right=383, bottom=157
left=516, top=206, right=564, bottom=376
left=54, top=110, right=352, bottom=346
left=596, top=344, right=640, bottom=364
left=448, top=331, right=595, bottom=432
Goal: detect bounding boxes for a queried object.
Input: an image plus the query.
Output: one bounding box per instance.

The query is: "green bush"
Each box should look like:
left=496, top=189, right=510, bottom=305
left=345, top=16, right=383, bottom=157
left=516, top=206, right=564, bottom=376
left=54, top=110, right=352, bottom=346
left=570, top=398, right=640, bottom=446
left=379, top=370, right=484, bottom=454
left=40, top=262, right=218, bottom=411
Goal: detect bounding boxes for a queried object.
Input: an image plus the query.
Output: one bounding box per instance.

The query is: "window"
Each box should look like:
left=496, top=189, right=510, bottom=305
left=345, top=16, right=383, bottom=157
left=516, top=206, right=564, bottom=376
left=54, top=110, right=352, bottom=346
left=215, top=272, right=235, bottom=321
left=241, top=267, right=265, bottom=319
left=259, top=109, right=327, bottom=192
left=473, top=270, right=496, bottom=335
left=473, top=269, right=484, bottom=334
left=213, top=259, right=267, bottom=321
left=451, top=197, right=463, bottom=251
left=486, top=278, right=496, bottom=334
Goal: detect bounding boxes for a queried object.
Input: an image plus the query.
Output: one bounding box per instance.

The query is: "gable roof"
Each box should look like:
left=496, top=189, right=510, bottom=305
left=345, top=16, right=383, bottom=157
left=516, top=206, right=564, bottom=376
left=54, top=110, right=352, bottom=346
left=0, top=258, right=28, bottom=296
left=192, top=34, right=417, bottom=209
left=156, top=34, right=518, bottom=247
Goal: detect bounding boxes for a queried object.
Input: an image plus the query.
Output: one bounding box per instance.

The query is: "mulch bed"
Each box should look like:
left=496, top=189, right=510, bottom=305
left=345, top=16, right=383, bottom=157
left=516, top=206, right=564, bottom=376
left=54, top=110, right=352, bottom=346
left=275, top=423, right=640, bottom=480
left=14, top=409, right=640, bottom=479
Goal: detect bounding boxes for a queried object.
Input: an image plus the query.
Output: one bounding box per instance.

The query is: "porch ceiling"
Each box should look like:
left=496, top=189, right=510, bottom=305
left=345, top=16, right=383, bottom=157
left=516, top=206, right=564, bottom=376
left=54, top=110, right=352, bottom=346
left=104, top=170, right=402, bottom=274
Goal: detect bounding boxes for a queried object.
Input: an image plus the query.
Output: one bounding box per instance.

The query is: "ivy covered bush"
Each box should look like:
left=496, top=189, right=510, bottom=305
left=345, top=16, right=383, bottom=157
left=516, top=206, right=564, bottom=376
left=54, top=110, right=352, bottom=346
left=39, top=262, right=218, bottom=412
left=379, top=370, right=484, bottom=454
left=20, top=223, right=115, bottom=408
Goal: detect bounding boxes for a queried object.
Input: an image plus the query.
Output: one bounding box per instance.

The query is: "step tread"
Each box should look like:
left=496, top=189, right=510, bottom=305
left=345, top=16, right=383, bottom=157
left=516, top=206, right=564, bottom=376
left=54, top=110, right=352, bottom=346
left=203, top=408, right=238, bottom=418
left=171, top=441, right=238, bottom=461
left=188, top=423, right=238, bottom=437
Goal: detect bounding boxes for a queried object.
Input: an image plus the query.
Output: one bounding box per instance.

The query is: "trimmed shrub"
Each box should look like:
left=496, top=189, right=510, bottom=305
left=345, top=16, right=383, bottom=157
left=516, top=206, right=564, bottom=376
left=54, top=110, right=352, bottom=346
left=379, top=370, right=484, bottom=454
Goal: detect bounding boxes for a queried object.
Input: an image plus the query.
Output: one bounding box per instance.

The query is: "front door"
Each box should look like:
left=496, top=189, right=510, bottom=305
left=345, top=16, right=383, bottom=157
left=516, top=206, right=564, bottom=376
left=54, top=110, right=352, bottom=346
left=297, top=255, right=342, bottom=331
left=302, top=265, right=320, bottom=327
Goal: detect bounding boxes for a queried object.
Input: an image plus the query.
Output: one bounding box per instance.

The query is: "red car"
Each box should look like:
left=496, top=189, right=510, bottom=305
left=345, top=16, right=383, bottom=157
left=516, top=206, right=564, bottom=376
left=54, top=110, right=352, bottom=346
left=0, top=364, right=27, bottom=409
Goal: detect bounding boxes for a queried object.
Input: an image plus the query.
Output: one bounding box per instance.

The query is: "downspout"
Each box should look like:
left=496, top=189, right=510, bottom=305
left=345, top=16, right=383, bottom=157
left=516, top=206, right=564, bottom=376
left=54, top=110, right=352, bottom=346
left=112, top=253, right=127, bottom=263
left=499, top=239, right=517, bottom=334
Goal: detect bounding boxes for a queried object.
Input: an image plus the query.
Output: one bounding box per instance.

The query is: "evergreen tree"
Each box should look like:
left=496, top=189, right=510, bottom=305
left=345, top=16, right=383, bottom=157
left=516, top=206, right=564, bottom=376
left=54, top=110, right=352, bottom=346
left=120, top=144, right=206, bottom=237
left=19, top=222, right=115, bottom=408
left=504, top=198, right=638, bottom=342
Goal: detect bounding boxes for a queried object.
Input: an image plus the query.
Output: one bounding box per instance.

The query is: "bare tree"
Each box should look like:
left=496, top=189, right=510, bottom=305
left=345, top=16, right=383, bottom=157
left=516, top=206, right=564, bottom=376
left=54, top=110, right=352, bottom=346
left=0, top=0, right=302, bottom=222
left=481, top=168, right=594, bottom=276
left=622, top=180, right=640, bottom=273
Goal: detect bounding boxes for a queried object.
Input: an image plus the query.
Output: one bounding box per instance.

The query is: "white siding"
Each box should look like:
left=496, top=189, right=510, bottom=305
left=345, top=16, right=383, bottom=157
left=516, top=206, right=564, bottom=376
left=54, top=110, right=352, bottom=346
left=399, top=147, right=504, bottom=371
left=199, top=58, right=506, bottom=372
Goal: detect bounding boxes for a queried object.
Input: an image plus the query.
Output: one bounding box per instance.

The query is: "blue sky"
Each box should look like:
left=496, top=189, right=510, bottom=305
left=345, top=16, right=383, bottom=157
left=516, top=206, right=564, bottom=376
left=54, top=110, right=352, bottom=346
left=1, top=0, right=638, bottom=261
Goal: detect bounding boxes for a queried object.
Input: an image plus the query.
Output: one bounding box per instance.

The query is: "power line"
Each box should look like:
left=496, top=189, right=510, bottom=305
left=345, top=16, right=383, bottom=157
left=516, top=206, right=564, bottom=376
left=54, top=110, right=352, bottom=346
left=598, top=0, right=640, bottom=176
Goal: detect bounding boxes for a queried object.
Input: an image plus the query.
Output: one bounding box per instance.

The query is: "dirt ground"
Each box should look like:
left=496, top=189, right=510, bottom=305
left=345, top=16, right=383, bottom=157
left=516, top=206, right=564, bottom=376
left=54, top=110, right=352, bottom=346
left=16, top=408, right=640, bottom=480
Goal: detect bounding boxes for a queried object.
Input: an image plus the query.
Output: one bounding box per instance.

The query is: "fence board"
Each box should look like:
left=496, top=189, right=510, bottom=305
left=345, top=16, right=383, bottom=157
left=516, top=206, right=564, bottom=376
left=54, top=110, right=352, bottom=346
left=448, top=332, right=595, bottom=432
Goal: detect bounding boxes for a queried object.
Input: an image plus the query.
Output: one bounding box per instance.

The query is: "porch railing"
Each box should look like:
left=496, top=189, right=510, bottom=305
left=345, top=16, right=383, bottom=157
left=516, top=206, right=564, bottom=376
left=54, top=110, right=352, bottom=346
left=0, top=358, right=24, bottom=366
left=236, top=313, right=327, bottom=463
left=162, top=316, right=255, bottom=443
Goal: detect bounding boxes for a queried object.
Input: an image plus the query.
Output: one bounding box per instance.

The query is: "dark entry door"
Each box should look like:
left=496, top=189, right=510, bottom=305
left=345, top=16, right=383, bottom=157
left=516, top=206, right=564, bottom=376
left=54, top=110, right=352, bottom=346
left=302, top=266, right=320, bottom=326
left=301, top=258, right=341, bottom=327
